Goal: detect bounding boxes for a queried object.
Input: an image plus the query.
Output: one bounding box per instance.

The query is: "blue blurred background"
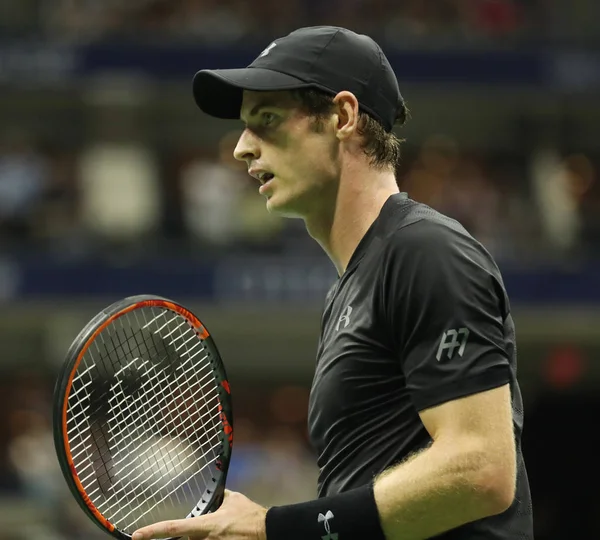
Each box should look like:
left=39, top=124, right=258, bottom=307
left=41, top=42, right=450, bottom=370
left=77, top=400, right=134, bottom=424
left=0, top=1, right=599, bottom=539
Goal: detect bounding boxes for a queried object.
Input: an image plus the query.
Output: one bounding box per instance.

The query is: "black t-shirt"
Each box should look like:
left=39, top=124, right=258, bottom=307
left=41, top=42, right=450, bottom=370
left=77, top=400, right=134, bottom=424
left=307, top=193, right=533, bottom=539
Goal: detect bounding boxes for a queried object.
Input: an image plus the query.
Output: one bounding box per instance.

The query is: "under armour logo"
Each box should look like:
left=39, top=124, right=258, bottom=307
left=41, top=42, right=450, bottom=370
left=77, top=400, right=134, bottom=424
left=335, top=305, right=352, bottom=331
left=258, top=42, right=276, bottom=58
left=436, top=327, right=470, bottom=361
left=318, top=510, right=338, bottom=540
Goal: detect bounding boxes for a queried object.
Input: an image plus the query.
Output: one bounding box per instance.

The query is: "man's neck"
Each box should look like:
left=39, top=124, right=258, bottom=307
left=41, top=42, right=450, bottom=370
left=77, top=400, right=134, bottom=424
left=305, top=166, right=399, bottom=276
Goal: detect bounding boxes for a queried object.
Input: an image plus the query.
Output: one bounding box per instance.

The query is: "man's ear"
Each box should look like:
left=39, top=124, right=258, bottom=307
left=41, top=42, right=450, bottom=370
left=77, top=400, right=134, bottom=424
left=332, top=91, right=360, bottom=141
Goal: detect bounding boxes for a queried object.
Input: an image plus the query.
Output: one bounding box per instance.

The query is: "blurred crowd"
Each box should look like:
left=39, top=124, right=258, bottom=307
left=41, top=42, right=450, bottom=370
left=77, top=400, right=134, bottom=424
left=1, top=0, right=598, bottom=46
left=0, top=128, right=598, bottom=265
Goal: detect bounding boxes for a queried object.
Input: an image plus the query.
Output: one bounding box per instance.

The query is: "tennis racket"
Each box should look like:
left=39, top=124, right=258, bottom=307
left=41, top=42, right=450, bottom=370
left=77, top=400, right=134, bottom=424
left=53, top=295, right=233, bottom=539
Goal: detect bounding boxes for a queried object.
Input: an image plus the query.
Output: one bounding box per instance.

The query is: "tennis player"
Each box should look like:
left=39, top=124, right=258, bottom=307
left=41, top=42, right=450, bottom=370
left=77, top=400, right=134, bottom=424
left=133, top=26, right=533, bottom=540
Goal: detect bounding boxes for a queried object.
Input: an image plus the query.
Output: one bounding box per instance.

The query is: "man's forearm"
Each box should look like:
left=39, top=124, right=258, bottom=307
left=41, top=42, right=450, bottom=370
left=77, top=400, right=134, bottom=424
left=265, top=436, right=514, bottom=540
left=373, top=439, right=514, bottom=540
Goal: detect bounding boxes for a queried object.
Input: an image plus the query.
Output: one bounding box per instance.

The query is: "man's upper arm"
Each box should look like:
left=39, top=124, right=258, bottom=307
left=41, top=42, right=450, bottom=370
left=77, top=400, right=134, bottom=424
left=384, top=219, right=512, bottom=412
left=418, top=384, right=517, bottom=504
left=419, top=383, right=513, bottom=447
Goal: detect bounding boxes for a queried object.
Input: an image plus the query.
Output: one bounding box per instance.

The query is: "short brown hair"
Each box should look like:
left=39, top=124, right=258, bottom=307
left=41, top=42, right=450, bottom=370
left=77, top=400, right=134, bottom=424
left=291, top=89, right=408, bottom=171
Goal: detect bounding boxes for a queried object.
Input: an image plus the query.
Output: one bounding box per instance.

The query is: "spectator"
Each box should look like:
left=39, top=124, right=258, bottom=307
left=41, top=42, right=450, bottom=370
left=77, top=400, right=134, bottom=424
left=0, top=133, right=51, bottom=243
left=179, top=131, right=248, bottom=246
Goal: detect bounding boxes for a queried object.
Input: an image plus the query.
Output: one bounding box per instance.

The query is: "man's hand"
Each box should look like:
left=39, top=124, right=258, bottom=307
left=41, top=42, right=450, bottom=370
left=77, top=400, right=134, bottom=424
left=132, top=490, right=267, bottom=540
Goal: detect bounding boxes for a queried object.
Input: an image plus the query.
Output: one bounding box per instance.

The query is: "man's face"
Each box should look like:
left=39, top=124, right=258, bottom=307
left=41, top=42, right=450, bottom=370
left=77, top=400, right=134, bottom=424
left=234, top=90, right=340, bottom=218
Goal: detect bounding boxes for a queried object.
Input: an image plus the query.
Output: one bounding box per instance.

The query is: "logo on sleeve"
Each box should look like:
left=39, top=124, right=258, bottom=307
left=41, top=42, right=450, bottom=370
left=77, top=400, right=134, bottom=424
left=436, top=327, right=470, bottom=361
left=318, top=510, right=338, bottom=540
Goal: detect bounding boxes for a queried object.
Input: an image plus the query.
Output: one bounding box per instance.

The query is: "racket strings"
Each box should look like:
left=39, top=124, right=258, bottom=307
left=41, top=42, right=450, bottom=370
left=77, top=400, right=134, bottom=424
left=78, top=308, right=219, bottom=524
left=65, top=306, right=224, bottom=532
left=97, top=365, right=221, bottom=513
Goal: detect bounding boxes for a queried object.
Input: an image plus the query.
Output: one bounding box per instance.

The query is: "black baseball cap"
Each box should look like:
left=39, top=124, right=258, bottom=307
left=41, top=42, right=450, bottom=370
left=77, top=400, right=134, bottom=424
left=192, top=26, right=403, bottom=132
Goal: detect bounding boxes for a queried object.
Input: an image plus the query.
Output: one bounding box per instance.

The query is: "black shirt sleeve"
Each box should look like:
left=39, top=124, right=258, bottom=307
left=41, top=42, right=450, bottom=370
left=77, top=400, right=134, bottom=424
left=382, top=218, right=512, bottom=412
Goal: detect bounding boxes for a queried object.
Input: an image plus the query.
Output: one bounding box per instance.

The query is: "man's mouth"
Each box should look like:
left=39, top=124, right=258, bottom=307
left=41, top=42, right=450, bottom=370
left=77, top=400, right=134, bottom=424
left=258, top=174, right=275, bottom=195
left=257, top=172, right=274, bottom=184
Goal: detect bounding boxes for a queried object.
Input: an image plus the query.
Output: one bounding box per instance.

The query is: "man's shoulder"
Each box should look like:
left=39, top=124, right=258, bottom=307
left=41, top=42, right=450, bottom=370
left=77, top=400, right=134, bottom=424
left=385, top=200, right=473, bottom=246
left=382, top=200, right=497, bottom=269
left=374, top=200, right=507, bottom=302
left=378, top=200, right=512, bottom=331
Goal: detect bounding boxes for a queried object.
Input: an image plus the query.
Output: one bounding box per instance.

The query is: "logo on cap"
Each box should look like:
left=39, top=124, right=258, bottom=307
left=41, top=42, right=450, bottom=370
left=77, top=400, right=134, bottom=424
left=258, top=42, right=277, bottom=58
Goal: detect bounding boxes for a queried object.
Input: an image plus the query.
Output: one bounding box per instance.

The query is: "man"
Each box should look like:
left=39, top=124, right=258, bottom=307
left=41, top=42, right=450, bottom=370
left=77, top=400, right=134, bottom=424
left=133, top=26, right=533, bottom=540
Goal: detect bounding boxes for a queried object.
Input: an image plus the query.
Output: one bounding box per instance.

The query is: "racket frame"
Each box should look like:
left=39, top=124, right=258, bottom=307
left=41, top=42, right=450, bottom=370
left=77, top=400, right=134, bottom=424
left=53, top=295, right=233, bottom=540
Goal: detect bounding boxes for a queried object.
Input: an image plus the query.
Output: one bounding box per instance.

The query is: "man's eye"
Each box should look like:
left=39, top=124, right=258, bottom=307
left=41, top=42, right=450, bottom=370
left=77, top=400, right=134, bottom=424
left=263, top=112, right=276, bottom=126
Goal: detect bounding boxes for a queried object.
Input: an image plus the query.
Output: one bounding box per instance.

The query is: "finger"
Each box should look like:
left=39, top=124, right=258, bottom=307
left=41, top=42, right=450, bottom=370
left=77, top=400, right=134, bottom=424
left=132, top=517, right=211, bottom=540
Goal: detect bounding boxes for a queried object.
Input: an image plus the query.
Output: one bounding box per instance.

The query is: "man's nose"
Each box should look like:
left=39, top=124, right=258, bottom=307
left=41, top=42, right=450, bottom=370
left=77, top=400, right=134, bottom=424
left=233, top=129, right=260, bottom=162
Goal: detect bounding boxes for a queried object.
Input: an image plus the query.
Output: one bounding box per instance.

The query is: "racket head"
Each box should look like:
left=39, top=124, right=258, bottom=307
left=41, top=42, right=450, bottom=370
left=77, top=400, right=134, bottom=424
left=53, top=295, right=233, bottom=540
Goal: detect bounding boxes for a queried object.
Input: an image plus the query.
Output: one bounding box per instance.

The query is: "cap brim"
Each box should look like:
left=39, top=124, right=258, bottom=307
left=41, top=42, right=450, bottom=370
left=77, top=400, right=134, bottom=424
left=193, top=68, right=312, bottom=120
